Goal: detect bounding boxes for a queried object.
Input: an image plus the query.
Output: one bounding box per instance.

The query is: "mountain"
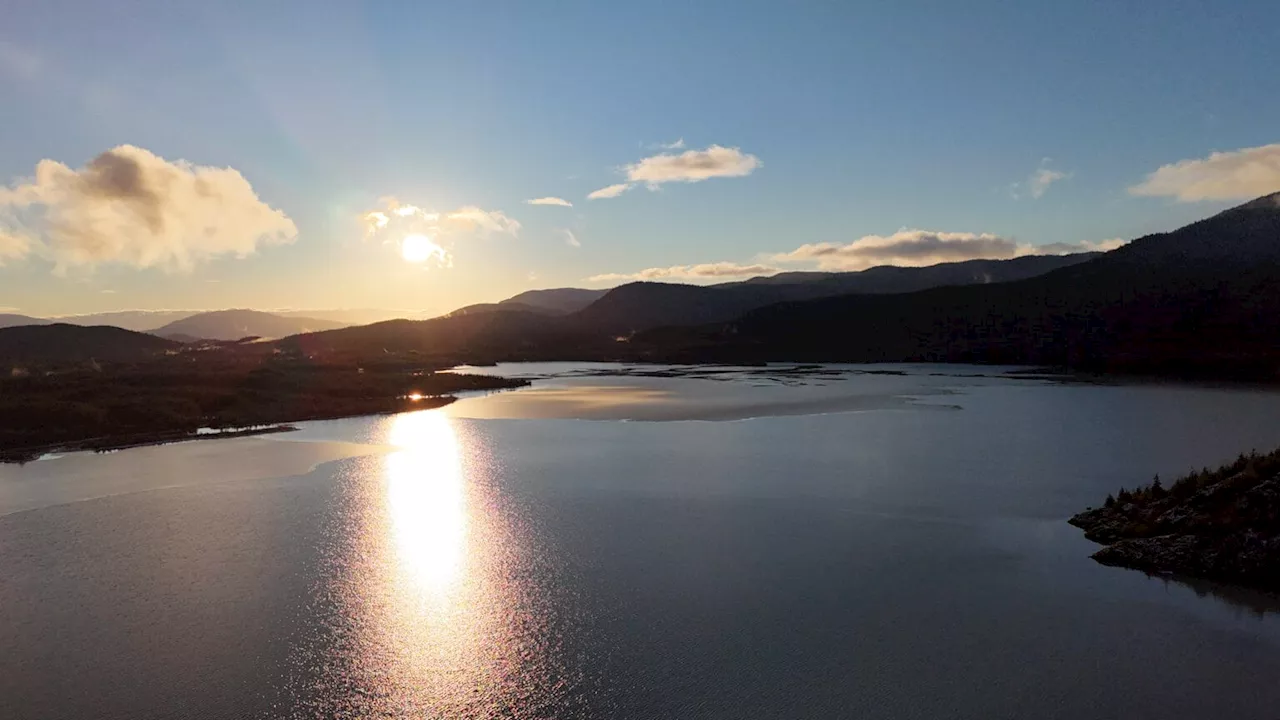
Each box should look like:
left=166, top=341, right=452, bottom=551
left=445, top=301, right=558, bottom=318
left=276, top=309, right=596, bottom=364
left=275, top=308, right=418, bottom=325
left=149, top=309, right=347, bottom=341
left=572, top=253, right=1100, bottom=334
left=54, top=310, right=197, bottom=331
left=439, top=288, right=609, bottom=321
left=0, top=324, right=180, bottom=365
left=499, top=288, right=609, bottom=314
left=0, top=314, right=51, bottom=329
left=643, top=193, right=1280, bottom=378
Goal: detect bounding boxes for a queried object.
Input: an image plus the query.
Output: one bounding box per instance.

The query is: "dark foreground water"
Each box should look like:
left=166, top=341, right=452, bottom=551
left=4, top=364, right=1280, bottom=719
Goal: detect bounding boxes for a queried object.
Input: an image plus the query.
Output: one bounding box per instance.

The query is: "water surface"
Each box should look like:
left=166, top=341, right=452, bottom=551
left=3, top=364, right=1280, bottom=719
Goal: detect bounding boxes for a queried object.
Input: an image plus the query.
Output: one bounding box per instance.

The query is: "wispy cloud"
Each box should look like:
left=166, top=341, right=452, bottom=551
left=588, top=183, right=633, bottom=200
left=589, top=144, right=761, bottom=200
left=1028, top=168, right=1067, bottom=199
left=525, top=196, right=573, bottom=207
left=563, top=229, right=581, bottom=248
left=589, top=262, right=778, bottom=283
left=0, top=145, right=296, bottom=274
left=1129, top=143, right=1280, bottom=202
left=444, top=206, right=521, bottom=236
left=1011, top=158, right=1069, bottom=200
left=657, top=138, right=685, bottom=150
left=770, top=229, right=1125, bottom=271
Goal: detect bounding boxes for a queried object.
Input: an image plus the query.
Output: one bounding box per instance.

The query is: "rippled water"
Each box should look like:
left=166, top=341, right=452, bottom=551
left=4, top=364, right=1280, bottom=719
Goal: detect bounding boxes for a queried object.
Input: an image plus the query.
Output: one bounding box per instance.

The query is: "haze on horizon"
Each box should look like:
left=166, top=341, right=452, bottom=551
left=1, top=0, right=1278, bottom=318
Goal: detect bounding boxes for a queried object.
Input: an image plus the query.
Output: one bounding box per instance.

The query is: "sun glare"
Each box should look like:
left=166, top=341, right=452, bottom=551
left=401, top=233, right=444, bottom=264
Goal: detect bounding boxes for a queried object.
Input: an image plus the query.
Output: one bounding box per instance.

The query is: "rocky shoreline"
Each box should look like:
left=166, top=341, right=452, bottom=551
left=1069, top=451, right=1280, bottom=591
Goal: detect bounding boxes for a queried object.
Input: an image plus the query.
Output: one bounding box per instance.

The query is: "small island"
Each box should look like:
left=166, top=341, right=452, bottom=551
left=1070, top=449, right=1280, bottom=591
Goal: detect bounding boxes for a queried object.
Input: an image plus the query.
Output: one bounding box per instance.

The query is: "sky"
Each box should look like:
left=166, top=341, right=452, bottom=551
left=1, top=0, right=1278, bottom=318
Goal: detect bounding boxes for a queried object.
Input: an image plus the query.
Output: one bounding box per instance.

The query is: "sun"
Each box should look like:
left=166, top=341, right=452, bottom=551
left=401, top=233, right=443, bottom=264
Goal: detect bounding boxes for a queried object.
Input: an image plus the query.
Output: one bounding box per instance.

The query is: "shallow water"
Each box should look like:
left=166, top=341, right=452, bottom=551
left=3, top=364, right=1280, bottom=719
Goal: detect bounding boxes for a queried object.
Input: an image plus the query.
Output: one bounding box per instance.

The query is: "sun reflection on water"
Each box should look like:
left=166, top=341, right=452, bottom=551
left=285, top=410, right=593, bottom=717
left=385, top=410, right=466, bottom=595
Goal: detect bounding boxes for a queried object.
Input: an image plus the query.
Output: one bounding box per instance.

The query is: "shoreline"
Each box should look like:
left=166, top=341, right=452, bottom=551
left=1070, top=449, right=1280, bottom=593
left=0, top=395, right=459, bottom=464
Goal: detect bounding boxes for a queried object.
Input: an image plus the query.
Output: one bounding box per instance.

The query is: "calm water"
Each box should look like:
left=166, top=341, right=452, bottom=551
left=4, top=364, right=1280, bottom=719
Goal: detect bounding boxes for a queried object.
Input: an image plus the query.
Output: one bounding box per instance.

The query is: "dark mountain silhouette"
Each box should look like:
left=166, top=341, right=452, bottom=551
left=639, top=192, right=1280, bottom=378
left=254, top=193, right=1280, bottom=378
left=572, top=253, right=1100, bottom=334
left=0, top=314, right=51, bottom=329
left=276, top=310, right=597, bottom=364
left=446, top=301, right=559, bottom=318
left=500, top=288, right=608, bottom=314
left=441, top=288, right=609, bottom=320
left=149, top=309, right=346, bottom=341
left=0, top=324, right=179, bottom=365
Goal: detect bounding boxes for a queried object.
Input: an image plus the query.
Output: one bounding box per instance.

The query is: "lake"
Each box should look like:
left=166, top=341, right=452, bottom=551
left=3, top=363, right=1280, bottom=719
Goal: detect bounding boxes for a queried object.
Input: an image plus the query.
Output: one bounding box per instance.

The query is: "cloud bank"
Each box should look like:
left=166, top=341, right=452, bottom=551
left=770, top=230, right=1126, bottom=271
left=589, top=262, right=778, bottom=283
left=525, top=196, right=573, bottom=207
left=0, top=231, right=30, bottom=265
left=1129, top=143, right=1280, bottom=202
left=0, top=145, right=297, bottom=273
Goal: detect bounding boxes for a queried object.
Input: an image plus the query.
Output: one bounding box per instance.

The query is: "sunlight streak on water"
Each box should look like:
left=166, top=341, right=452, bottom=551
left=282, top=410, right=594, bottom=717
left=385, top=411, right=466, bottom=595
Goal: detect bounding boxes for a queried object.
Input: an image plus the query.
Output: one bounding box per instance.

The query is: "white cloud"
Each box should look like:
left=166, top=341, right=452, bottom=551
left=770, top=229, right=1125, bottom=271
left=564, top=229, right=581, bottom=248
left=0, top=230, right=31, bottom=265
left=588, top=144, right=761, bottom=200
left=0, top=145, right=296, bottom=273
left=1129, top=143, right=1280, bottom=202
left=589, top=262, right=778, bottom=283
left=588, top=183, right=633, bottom=200
left=525, top=196, right=573, bottom=207
left=626, top=144, right=761, bottom=187
left=658, top=138, right=685, bottom=150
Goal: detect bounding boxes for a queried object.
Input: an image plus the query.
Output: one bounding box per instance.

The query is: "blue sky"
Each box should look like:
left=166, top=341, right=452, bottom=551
left=1, top=0, right=1278, bottom=317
